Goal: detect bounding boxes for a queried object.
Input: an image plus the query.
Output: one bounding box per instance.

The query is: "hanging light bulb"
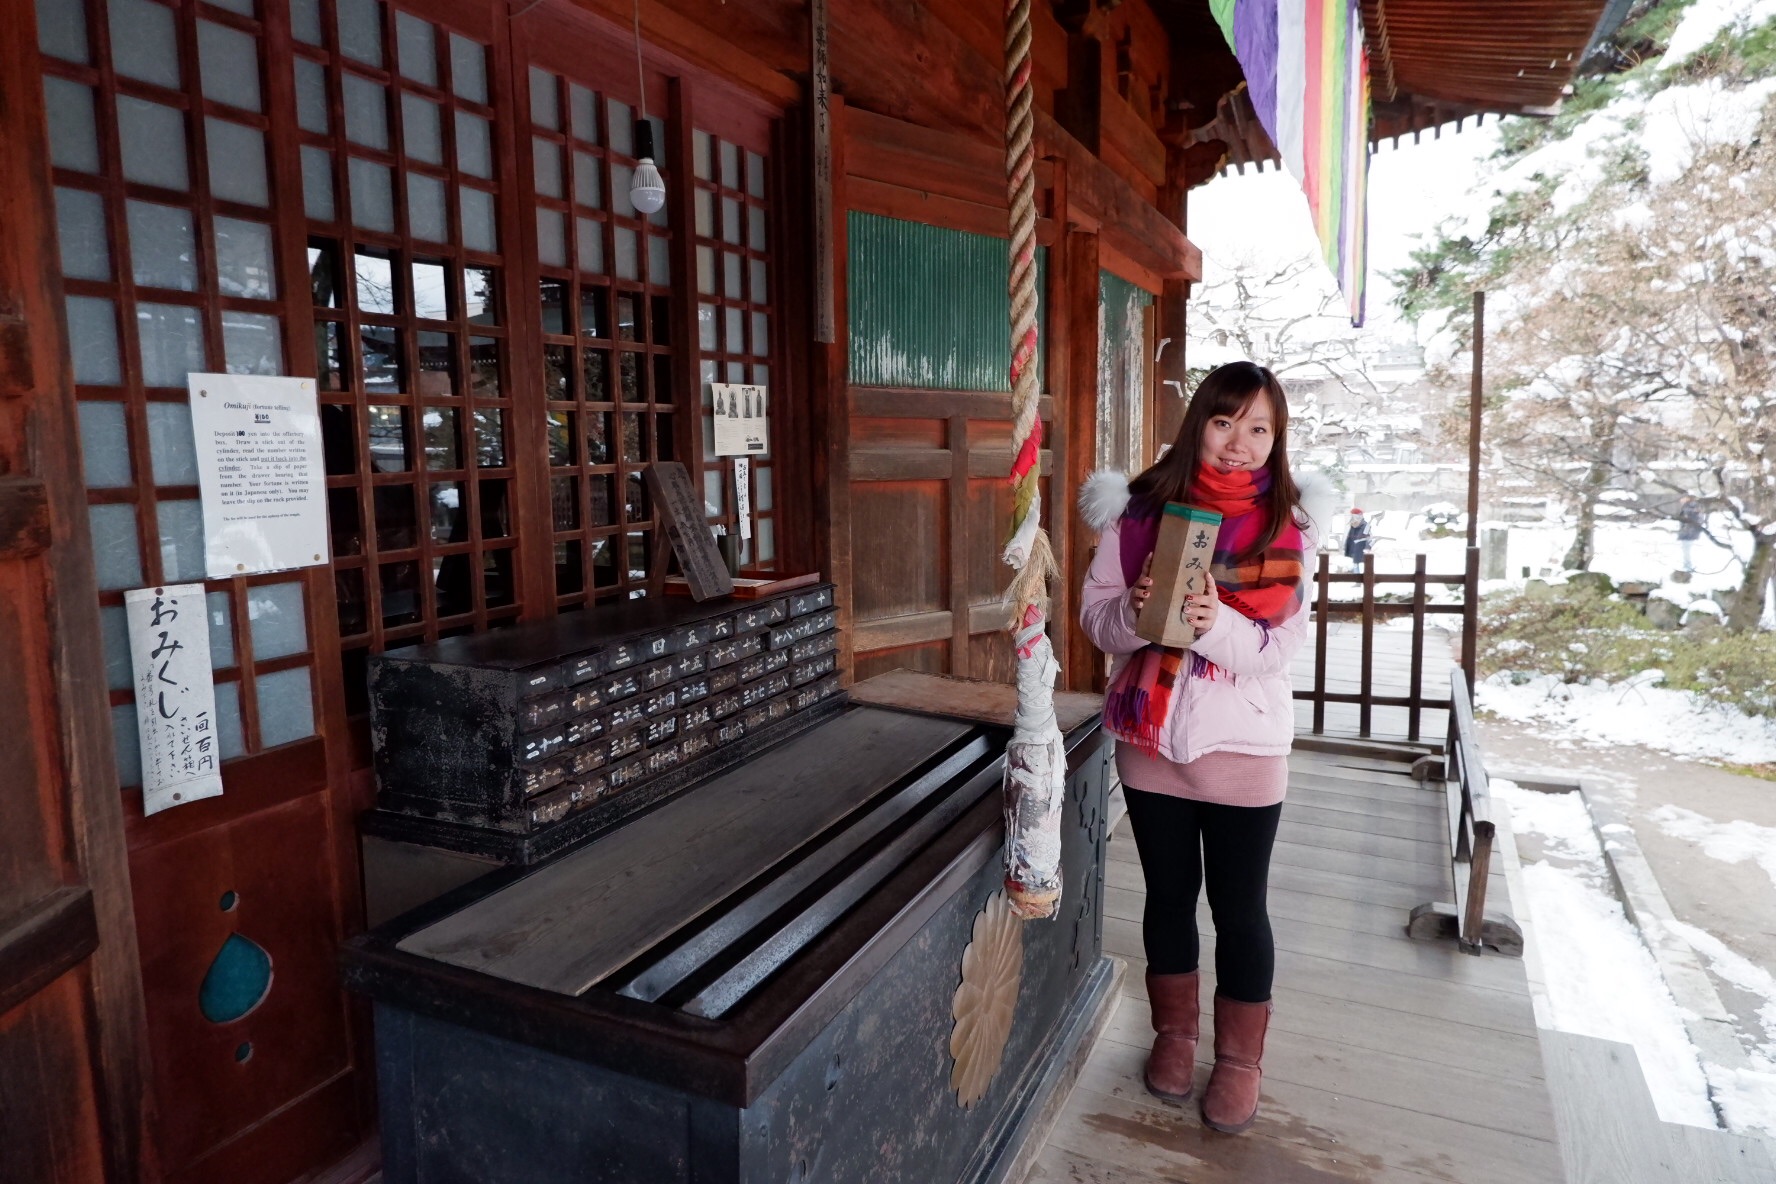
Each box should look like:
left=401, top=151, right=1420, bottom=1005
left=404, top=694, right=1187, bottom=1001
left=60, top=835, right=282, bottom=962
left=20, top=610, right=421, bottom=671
left=627, top=0, right=666, bottom=216
left=630, top=119, right=667, bottom=215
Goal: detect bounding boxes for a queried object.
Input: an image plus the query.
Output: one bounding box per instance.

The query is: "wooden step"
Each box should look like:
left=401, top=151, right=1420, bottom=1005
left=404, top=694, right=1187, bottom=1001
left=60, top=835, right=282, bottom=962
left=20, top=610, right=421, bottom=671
left=1541, top=1031, right=1776, bottom=1183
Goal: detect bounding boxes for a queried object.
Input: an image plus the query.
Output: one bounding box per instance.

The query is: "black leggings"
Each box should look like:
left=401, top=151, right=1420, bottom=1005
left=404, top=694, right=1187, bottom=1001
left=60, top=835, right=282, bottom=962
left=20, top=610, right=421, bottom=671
left=1123, top=788, right=1282, bottom=1003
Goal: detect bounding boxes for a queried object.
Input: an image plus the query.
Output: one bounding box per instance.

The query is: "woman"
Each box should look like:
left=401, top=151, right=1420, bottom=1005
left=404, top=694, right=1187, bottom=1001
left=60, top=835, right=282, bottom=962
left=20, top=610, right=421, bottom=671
left=1078, top=361, right=1328, bottom=1134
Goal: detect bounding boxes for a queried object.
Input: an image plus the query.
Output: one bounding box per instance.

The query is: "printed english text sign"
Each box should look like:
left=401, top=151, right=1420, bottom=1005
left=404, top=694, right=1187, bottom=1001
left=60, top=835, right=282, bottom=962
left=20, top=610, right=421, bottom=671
left=711, top=383, right=769, bottom=456
left=188, top=373, right=328, bottom=578
left=126, top=583, right=224, bottom=815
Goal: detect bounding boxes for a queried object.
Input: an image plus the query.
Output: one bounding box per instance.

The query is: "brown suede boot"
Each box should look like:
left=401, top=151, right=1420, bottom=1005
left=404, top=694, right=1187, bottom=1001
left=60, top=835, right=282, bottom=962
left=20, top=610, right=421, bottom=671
left=1201, top=994, right=1271, bottom=1133
left=1143, top=971, right=1200, bottom=1104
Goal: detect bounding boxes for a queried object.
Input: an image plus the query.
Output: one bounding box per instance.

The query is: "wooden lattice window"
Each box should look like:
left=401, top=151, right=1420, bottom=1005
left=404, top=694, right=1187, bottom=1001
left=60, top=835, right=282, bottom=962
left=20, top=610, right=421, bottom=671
left=40, top=0, right=322, bottom=782
left=691, top=127, right=776, bottom=571
left=291, top=0, right=516, bottom=709
left=527, top=64, right=676, bottom=607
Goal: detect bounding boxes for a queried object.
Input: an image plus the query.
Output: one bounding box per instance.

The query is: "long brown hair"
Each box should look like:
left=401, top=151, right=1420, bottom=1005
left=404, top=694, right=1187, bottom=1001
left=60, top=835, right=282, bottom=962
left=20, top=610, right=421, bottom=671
left=1128, top=361, right=1301, bottom=561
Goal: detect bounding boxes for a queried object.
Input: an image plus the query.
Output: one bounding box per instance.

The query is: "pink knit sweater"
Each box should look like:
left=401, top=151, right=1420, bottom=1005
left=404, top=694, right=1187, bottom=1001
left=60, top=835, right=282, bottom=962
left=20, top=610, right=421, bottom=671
left=1116, top=744, right=1289, bottom=808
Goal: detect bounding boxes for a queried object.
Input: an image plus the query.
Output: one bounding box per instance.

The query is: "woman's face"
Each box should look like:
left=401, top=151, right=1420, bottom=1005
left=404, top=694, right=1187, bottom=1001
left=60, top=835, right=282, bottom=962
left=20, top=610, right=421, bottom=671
left=1200, top=395, right=1275, bottom=474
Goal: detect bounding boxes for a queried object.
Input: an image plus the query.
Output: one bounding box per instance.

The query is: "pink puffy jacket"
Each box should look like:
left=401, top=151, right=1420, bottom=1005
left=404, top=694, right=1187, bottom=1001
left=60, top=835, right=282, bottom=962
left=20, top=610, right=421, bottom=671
left=1076, top=471, right=1327, bottom=765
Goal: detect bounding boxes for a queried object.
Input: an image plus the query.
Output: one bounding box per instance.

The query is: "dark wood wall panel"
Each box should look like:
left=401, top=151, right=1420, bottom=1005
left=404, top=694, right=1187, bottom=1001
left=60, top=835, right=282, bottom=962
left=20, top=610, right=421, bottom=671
left=850, top=482, right=947, bottom=619
left=962, top=476, right=1010, bottom=604
left=129, top=795, right=352, bottom=1174
left=968, top=631, right=1017, bottom=685
left=0, top=971, right=108, bottom=1184
left=0, top=567, right=63, bottom=920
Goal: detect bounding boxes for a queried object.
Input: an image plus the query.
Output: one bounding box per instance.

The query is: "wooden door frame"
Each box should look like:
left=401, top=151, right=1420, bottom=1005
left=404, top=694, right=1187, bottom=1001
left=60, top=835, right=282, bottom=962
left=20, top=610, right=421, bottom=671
left=1, top=0, right=154, bottom=1175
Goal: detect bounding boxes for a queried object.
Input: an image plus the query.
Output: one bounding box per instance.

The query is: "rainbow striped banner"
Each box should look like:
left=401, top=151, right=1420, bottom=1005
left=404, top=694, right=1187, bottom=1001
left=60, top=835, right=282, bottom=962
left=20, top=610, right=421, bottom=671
left=1209, top=0, right=1371, bottom=325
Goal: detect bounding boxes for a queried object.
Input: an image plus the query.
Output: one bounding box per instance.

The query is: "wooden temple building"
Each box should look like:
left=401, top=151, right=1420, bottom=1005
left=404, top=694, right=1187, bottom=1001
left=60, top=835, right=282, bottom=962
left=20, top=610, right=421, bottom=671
left=1, top=0, right=1630, bottom=1182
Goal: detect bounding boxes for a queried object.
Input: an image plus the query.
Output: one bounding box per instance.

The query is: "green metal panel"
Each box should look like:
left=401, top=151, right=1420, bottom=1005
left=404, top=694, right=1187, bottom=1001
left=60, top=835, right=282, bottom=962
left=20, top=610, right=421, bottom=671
left=847, top=211, right=1045, bottom=392
left=1099, top=270, right=1152, bottom=349
left=1097, top=270, right=1154, bottom=471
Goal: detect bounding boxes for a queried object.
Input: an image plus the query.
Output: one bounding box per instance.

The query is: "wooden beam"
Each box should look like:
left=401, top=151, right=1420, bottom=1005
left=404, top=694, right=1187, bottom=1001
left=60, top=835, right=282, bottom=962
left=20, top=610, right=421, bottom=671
left=844, top=107, right=1005, bottom=209
left=566, top=0, right=802, bottom=107
left=846, top=178, right=1006, bottom=242
left=1100, top=82, right=1167, bottom=189
left=0, top=889, right=98, bottom=1018
left=850, top=450, right=953, bottom=482
left=1097, top=241, right=1165, bottom=300
left=947, top=415, right=969, bottom=672
left=1061, top=227, right=1102, bottom=694
left=967, top=600, right=1012, bottom=635
left=851, top=387, right=1055, bottom=422
left=853, top=609, right=953, bottom=651
left=1037, top=109, right=1201, bottom=282
left=966, top=449, right=1053, bottom=479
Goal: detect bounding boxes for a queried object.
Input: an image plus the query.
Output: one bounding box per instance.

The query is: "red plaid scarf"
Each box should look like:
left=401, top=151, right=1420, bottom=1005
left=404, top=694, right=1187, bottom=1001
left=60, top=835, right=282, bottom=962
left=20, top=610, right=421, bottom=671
left=1104, top=465, right=1305, bottom=756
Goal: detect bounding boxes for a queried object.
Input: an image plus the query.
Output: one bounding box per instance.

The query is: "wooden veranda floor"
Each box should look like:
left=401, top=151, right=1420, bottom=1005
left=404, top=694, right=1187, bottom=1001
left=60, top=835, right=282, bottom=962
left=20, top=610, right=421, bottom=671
left=1293, top=620, right=1456, bottom=745
left=1025, top=742, right=1563, bottom=1184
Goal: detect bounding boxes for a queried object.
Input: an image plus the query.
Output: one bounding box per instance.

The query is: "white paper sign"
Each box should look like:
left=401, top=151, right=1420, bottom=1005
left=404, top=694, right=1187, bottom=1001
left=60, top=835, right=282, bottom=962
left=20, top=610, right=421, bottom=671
left=712, top=383, right=769, bottom=456
left=188, top=373, right=328, bottom=578
left=126, top=584, right=224, bottom=815
left=734, top=457, right=753, bottom=541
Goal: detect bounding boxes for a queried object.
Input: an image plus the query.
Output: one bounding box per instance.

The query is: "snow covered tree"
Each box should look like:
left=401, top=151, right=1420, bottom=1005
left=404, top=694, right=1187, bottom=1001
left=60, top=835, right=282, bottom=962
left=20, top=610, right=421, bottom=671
left=1394, top=0, right=1776, bottom=627
left=1189, top=255, right=1432, bottom=469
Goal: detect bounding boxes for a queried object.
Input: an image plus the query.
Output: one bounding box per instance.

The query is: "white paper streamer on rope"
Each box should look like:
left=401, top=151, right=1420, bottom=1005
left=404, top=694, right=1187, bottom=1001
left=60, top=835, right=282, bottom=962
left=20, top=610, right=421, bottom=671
left=1001, top=610, right=1066, bottom=918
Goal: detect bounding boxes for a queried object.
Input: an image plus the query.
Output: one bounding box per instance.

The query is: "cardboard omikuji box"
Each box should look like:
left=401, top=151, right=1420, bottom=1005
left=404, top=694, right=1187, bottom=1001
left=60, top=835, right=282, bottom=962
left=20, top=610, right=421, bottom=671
left=1135, top=503, right=1223, bottom=647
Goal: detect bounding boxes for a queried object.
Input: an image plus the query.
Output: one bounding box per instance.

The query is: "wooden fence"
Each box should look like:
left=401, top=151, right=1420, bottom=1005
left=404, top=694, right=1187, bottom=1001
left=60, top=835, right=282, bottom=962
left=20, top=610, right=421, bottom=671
left=1407, top=668, right=1523, bottom=955
left=1295, top=549, right=1480, bottom=742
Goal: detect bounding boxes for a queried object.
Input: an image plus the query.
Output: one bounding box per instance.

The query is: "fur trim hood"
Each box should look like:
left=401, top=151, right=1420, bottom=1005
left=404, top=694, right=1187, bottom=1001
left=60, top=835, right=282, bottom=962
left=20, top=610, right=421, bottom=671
left=1078, top=467, right=1338, bottom=540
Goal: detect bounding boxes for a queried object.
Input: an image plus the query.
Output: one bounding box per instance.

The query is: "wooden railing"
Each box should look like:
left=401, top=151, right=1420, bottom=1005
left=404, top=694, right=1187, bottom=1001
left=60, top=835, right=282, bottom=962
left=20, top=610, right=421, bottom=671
left=1295, top=548, right=1480, bottom=742
left=1407, top=668, right=1523, bottom=956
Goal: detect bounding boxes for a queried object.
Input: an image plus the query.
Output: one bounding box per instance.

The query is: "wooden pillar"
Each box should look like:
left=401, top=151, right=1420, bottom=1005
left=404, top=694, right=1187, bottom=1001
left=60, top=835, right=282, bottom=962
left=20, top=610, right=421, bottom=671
left=1152, top=142, right=1197, bottom=451
left=1061, top=227, right=1103, bottom=694
left=0, top=0, right=153, bottom=1175
left=811, top=96, right=853, bottom=682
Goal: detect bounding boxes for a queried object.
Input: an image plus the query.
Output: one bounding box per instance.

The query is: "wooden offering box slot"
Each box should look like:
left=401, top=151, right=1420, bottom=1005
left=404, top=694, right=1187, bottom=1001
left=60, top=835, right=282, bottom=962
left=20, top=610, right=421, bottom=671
left=1135, top=503, right=1222, bottom=647
left=342, top=699, right=1114, bottom=1184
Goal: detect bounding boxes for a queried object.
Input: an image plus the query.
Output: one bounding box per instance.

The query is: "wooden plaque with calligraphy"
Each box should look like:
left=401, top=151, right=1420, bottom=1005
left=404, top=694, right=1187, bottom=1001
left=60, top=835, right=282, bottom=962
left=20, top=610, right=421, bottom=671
left=645, top=461, right=733, bottom=601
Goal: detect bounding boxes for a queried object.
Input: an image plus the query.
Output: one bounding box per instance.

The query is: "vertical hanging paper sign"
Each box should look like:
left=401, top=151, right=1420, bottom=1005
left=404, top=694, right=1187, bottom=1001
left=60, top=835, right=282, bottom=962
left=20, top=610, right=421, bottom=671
left=187, top=373, right=329, bottom=578
left=126, top=583, right=224, bottom=815
left=711, top=383, right=769, bottom=456
left=734, top=457, right=753, bottom=541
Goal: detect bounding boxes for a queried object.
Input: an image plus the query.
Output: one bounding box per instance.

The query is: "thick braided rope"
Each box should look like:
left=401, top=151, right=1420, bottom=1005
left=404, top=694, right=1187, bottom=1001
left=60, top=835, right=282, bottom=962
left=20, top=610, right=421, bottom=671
left=1002, top=0, right=1056, bottom=624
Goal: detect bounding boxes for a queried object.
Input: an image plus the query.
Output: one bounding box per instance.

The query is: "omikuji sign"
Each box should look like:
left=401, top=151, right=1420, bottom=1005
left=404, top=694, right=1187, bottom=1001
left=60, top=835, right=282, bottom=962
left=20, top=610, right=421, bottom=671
left=125, top=583, right=224, bottom=815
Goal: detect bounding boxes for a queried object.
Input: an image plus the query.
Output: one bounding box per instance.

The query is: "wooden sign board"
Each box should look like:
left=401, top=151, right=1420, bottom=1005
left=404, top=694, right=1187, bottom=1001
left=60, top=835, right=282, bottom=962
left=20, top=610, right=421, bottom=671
left=644, top=462, right=733, bottom=601
left=1136, top=503, right=1222, bottom=647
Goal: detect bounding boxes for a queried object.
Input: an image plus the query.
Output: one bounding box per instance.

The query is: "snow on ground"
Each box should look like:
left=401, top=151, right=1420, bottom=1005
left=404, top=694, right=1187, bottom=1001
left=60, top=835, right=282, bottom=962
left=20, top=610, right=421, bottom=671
left=1494, top=779, right=1719, bottom=1127
left=1478, top=672, right=1776, bottom=766
left=1665, top=919, right=1776, bottom=1137
left=1661, top=0, right=1776, bottom=70
left=1649, top=805, right=1776, bottom=894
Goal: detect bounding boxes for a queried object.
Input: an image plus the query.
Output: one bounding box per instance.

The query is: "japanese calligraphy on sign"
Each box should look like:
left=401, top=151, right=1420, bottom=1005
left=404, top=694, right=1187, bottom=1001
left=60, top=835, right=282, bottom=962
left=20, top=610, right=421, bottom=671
left=188, top=373, right=328, bottom=578
left=734, top=456, right=753, bottom=542
left=125, top=583, right=224, bottom=815
left=643, top=462, right=733, bottom=601
left=711, top=383, right=769, bottom=456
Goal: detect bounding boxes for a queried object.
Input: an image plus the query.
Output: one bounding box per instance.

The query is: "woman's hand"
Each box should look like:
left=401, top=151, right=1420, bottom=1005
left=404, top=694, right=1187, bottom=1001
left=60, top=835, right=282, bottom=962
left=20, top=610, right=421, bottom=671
left=1184, top=573, right=1219, bottom=633
left=1128, top=554, right=1155, bottom=614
